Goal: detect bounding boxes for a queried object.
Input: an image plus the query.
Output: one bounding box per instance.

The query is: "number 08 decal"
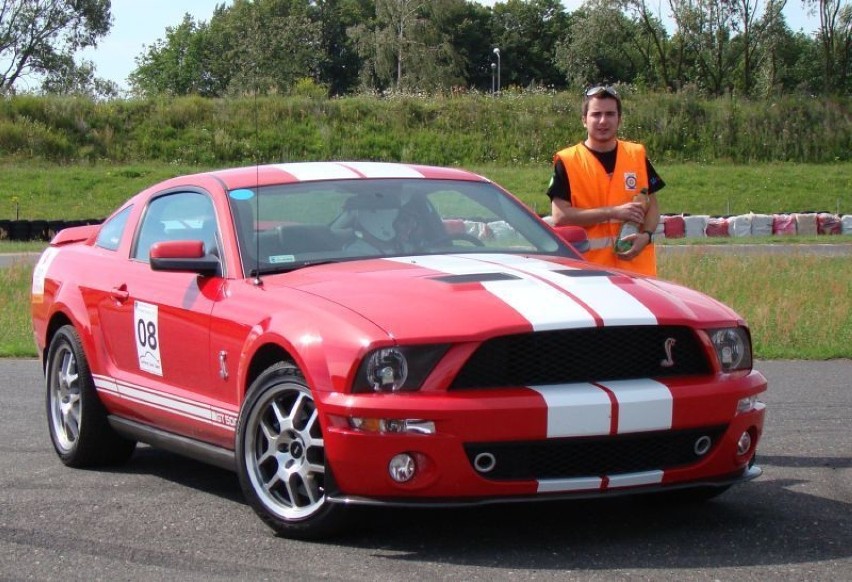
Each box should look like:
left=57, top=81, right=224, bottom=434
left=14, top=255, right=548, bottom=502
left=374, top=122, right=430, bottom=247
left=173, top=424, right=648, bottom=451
left=134, top=301, right=163, bottom=376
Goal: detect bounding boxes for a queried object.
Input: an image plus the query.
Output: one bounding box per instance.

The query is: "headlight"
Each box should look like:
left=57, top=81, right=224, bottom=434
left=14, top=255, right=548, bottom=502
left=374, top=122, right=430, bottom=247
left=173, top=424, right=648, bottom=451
left=367, top=348, right=408, bottom=391
left=708, top=327, right=752, bottom=372
left=354, top=344, right=449, bottom=393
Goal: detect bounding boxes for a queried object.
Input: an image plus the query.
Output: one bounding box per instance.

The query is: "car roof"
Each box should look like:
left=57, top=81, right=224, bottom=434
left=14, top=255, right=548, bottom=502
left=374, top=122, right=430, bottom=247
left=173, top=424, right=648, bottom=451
left=178, top=162, right=491, bottom=191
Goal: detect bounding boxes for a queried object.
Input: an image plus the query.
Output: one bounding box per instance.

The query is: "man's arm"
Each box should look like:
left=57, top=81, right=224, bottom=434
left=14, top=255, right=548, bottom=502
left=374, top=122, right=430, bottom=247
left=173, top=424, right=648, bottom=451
left=551, top=197, right=649, bottom=227
left=643, top=193, right=660, bottom=234
left=615, top=193, right=659, bottom=259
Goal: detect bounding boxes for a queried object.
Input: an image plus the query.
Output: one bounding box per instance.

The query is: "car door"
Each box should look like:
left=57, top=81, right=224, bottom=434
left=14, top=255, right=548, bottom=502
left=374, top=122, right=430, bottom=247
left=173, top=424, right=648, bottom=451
left=95, top=190, right=227, bottom=441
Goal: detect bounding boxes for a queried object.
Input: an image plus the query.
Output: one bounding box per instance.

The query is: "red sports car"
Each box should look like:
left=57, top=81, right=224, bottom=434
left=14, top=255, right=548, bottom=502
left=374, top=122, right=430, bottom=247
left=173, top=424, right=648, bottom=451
left=31, top=162, right=766, bottom=539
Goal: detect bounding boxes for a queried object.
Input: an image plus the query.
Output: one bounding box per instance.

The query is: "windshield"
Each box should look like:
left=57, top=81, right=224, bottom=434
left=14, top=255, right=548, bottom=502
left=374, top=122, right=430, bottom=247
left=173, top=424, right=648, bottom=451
left=227, top=178, right=577, bottom=276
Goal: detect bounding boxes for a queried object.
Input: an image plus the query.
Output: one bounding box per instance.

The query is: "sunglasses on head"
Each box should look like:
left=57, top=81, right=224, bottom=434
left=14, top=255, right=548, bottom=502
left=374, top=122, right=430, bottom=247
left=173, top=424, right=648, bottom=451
left=585, top=85, right=618, bottom=98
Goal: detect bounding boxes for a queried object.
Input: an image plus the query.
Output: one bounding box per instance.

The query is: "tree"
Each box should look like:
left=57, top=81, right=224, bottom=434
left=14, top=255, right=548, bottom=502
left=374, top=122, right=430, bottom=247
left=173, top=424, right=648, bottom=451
left=348, top=0, right=468, bottom=91
left=669, top=0, right=740, bottom=95
left=555, top=2, right=644, bottom=88
left=729, top=0, right=786, bottom=95
left=806, top=0, right=852, bottom=93
left=221, top=0, right=322, bottom=95
left=616, top=0, right=676, bottom=90
left=129, top=14, right=216, bottom=97
left=315, top=0, right=372, bottom=95
left=436, top=0, right=493, bottom=90
left=0, top=0, right=112, bottom=93
left=39, top=56, right=119, bottom=98
left=755, top=12, right=815, bottom=94
left=490, top=0, right=569, bottom=88
left=129, top=0, right=326, bottom=98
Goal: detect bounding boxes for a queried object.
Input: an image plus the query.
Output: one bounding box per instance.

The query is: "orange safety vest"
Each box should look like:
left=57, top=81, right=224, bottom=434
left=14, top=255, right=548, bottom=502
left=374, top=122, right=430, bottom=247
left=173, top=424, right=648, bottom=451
left=554, top=140, right=657, bottom=276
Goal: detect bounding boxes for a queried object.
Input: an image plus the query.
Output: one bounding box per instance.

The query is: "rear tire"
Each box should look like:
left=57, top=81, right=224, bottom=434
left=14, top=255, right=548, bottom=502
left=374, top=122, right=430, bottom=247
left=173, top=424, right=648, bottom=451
left=45, top=325, right=136, bottom=467
left=236, top=363, right=347, bottom=539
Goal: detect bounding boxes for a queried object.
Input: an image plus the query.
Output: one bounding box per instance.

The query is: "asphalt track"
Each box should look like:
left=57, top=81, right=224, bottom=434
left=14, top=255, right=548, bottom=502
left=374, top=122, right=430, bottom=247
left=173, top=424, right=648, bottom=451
left=0, top=358, right=849, bottom=581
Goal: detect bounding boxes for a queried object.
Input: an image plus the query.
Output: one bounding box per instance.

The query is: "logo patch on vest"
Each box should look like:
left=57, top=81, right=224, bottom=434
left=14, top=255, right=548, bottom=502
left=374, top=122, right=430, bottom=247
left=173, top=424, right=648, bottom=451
left=624, top=172, right=638, bottom=191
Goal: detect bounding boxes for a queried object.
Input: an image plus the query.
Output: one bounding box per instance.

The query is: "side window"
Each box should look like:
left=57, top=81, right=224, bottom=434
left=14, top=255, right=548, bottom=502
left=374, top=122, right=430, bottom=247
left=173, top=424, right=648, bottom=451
left=133, top=192, right=217, bottom=261
left=95, top=205, right=132, bottom=251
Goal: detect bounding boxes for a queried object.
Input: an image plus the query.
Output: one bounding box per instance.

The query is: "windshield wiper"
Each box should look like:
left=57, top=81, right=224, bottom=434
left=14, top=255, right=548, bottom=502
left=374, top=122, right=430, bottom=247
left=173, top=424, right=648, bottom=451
left=249, top=259, right=341, bottom=277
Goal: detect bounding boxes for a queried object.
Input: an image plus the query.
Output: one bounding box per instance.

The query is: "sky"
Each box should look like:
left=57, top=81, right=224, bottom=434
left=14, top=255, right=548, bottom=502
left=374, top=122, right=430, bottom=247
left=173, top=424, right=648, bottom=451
left=79, top=0, right=821, bottom=92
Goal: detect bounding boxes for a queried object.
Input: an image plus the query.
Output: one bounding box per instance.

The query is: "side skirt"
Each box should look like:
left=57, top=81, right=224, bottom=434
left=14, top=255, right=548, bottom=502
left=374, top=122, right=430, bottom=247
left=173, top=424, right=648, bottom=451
left=109, top=415, right=236, bottom=472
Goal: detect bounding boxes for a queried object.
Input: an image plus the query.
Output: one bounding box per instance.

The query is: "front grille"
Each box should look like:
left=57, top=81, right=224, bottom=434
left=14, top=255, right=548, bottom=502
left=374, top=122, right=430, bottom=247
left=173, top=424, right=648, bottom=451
left=465, top=426, right=727, bottom=481
left=450, top=326, right=710, bottom=389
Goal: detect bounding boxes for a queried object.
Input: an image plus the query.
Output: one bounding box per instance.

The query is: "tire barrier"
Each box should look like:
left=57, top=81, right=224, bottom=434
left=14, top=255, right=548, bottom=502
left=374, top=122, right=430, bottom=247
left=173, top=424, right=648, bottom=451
left=656, top=212, right=851, bottom=240
left=3, top=214, right=852, bottom=243
left=0, top=219, right=103, bottom=241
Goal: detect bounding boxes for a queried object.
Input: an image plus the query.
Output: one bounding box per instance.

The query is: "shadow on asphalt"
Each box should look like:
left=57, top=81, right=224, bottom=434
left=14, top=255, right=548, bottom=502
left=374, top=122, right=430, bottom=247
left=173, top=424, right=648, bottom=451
left=104, top=446, right=851, bottom=571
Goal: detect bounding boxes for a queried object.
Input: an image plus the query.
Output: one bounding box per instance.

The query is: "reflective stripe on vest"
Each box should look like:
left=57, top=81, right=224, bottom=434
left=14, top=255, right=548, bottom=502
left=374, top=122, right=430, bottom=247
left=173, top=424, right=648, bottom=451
left=587, top=236, right=615, bottom=251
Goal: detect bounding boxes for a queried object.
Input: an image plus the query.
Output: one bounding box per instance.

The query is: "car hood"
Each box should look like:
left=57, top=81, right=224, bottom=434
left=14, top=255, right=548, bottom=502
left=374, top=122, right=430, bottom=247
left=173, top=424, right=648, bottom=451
left=261, top=253, right=741, bottom=340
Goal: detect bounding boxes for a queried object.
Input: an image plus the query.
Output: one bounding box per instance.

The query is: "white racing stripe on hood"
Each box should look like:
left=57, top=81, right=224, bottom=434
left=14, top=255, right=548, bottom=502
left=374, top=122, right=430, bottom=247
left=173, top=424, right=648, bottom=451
left=468, top=254, right=658, bottom=326
left=391, top=255, right=596, bottom=330
left=392, top=254, right=658, bottom=328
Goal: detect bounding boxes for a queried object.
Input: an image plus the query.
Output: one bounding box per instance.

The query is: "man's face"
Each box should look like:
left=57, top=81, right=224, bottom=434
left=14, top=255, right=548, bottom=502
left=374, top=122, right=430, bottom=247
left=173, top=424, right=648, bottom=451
left=582, top=96, right=621, bottom=145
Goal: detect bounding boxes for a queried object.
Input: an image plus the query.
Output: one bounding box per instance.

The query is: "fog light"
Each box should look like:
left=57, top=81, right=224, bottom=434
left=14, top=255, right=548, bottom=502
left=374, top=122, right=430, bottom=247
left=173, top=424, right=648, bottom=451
left=388, top=453, right=416, bottom=483
left=737, top=431, right=753, bottom=455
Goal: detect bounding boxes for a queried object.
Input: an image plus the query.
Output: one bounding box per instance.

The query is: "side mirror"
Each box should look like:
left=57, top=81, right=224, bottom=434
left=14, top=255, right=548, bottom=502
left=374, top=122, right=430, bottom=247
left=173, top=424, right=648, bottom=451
left=150, top=240, right=220, bottom=276
left=552, top=225, right=589, bottom=254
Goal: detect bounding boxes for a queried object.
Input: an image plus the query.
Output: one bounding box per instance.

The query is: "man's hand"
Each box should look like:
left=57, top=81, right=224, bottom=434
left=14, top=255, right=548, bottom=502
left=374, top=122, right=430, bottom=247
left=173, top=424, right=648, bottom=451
left=615, top=231, right=651, bottom=260
left=610, top=200, right=646, bottom=224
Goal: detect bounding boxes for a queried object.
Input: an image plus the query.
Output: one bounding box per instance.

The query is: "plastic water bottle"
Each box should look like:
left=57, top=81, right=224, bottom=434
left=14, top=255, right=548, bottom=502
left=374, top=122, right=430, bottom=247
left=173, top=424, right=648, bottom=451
left=614, top=188, right=649, bottom=253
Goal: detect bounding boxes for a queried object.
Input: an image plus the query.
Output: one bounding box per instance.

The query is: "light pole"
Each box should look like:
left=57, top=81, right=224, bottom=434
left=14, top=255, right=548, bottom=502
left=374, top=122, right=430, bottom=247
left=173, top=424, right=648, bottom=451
left=493, top=47, right=501, bottom=95
left=491, top=62, right=496, bottom=95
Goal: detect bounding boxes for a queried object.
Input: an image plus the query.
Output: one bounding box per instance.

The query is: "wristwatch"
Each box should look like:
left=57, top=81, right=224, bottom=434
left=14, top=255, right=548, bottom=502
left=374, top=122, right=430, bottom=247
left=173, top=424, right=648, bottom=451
left=643, top=230, right=654, bottom=242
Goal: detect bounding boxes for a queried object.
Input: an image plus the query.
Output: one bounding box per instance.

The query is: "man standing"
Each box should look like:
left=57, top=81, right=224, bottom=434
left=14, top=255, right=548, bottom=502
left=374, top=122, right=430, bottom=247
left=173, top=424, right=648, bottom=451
left=547, top=86, right=664, bottom=276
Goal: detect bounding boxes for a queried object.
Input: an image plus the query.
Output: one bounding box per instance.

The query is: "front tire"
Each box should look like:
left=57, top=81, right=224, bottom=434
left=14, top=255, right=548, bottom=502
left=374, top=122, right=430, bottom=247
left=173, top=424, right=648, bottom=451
left=236, top=363, right=347, bottom=539
left=45, top=325, right=136, bottom=467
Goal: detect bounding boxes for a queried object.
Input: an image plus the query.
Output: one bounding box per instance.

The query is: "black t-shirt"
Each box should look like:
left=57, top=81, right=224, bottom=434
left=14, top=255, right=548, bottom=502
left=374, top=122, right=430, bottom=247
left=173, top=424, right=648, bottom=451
left=546, top=145, right=665, bottom=202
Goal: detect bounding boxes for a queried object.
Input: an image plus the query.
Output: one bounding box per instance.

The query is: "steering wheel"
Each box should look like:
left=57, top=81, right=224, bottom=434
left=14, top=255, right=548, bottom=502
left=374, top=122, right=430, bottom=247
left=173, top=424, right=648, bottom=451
left=449, top=233, right=485, bottom=247
left=426, top=232, right=485, bottom=249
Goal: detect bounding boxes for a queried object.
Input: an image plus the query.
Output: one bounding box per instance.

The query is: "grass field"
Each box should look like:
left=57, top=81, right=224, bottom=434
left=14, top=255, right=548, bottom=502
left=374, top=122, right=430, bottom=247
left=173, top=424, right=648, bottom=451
left=1, top=161, right=850, bottom=222
left=659, top=252, right=850, bottom=359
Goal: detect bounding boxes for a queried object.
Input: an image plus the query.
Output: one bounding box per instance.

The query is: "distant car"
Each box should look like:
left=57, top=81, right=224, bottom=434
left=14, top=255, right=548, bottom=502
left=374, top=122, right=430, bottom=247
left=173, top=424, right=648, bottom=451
left=31, top=162, right=766, bottom=539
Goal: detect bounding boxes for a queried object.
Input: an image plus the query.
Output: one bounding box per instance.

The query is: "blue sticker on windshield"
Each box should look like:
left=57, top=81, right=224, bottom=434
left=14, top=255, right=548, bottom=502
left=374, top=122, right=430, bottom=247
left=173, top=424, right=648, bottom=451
left=230, top=188, right=255, bottom=200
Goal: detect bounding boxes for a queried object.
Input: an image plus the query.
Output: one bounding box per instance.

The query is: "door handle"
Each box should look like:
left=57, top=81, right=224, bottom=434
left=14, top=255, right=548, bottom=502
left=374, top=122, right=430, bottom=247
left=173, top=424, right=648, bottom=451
left=110, top=285, right=129, bottom=302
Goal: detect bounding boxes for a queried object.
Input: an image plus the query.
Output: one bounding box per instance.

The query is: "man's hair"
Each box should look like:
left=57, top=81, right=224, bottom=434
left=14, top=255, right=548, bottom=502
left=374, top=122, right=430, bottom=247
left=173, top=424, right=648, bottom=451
left=582, top=86, right=622, bottom=117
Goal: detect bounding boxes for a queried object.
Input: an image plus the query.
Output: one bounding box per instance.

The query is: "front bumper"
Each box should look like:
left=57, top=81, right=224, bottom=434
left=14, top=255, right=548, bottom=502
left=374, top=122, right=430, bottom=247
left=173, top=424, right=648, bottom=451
left=326, top=464, right=763, bottom=507
left=320, top=371, right=767, bottom=502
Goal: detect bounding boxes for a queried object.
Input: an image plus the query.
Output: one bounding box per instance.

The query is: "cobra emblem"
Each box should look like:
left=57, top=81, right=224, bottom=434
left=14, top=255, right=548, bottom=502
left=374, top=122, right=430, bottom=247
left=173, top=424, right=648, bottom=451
left=660, top=338, right=677, bottom=368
